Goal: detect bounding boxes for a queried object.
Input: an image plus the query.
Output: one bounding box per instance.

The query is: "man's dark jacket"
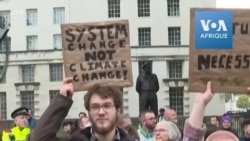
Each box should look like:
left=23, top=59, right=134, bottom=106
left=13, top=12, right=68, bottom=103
left=30, top=95, right=135, bottom=141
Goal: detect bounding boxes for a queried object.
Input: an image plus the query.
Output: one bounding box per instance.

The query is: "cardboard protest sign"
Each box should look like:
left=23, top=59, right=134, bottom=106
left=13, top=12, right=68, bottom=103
left=189, top=8, right=250, bottom=93
left=61, top=20, right=133, bottom=91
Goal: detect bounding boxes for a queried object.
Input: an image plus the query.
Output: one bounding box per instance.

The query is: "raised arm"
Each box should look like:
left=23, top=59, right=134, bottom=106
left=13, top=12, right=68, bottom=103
left=31, top=77, right=74, bottom=141
left=183, top=82, right=213, bottom=141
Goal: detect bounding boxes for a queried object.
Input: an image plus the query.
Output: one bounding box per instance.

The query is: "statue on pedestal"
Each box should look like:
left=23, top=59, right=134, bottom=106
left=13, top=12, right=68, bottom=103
left=136, top=62, right=159, bottom=116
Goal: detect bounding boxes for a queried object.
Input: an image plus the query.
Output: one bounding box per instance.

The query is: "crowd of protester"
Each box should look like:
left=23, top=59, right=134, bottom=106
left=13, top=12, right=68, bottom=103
left=1, top=79, right=250, bottom=141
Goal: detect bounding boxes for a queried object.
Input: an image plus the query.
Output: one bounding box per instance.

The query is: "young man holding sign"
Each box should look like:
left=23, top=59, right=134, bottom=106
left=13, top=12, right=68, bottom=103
left=31, top=77, right=134, bottom=141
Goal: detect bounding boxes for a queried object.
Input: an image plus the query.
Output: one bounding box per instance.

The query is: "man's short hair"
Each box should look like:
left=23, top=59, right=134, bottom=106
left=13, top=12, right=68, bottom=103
left=139, top=109, right=154, bottom=119
left=165, top=108, right=176, bottom=114
left=62, top=120, right=74, bottom=127
left=159, top=108, right=165, bottom=113
left=78, top=112, right=87, bottom=117
left=119, top=114, right=130, bottom=120
left=84, top=85, right=122, bottom=111
left=210, top=115, right=219, bottom=121
left=117, top=114, right=131, bottom=125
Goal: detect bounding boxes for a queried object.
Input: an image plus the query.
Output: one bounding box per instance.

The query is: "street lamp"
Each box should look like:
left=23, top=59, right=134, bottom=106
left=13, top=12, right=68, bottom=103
left=0, top=28, right=10, bottom=83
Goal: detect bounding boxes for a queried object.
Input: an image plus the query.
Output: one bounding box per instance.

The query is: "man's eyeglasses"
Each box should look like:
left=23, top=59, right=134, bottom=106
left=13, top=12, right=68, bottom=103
left=90, top=103, right=115, bottom=113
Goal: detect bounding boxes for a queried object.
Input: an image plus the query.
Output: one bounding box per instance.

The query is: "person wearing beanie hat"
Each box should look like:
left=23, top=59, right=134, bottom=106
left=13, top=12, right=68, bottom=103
left=221, top=113, right=230, bottom=122
left=154, top=121, right=181, bottom=141
left=220, top=113, right=238, bottom=137
left=239, top=118, right=250, bottom=141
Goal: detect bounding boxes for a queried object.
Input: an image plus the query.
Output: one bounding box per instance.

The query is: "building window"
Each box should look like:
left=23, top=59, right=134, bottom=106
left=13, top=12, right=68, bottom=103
left=167, top=0, right=180, bottom=16
left=49, top=90, right=59, bottom=102
left=20, top=91, right=34, bottom=111
left=122, top=91, right=129, bottom=114
left=26, top=9, right=37, bottom=26
left=0, top=37, right=11, bottom=52
left=168, top=27, right=181, bottom=46
left=168, top=60, right=182, bottom=78
left=53, top=7, right=65, bottom=24
left=138, top=0, right=150, bottom=17
left=184, top=105, right=189, bottom=109
left=169, top=87, right=184, bottom=116
left=26, top=35, right=38, bottom=50
left=21, top=65, right=35, bottom=83
left=138, top=28, right=151, bottom=46
left=53, top=34, right=62, bottom=49
left=138, top=61, right=152, bottom=74
left=0, top=92, right=7, bottom=119
left=0, top=10, right=11, bottom=28
left=108, top=0, right=120, bottom=18
left=0, top=66, right=6, bottom=84
left=49, top=63, right=63, bottom=82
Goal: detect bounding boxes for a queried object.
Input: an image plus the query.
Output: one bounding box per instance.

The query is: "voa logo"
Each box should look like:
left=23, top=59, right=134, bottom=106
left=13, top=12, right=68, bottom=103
left=195, top=11, right=233, bottom=50
left=200, top=20, right=227, bottom=32
left=199, top=19, right=228, bottom=39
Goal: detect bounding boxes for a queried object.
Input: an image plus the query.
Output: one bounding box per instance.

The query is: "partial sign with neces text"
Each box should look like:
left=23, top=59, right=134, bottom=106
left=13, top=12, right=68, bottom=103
left=189, top=8, right=250, bottom=93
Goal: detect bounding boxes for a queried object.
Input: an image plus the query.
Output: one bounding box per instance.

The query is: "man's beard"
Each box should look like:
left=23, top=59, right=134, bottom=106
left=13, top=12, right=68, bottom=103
left=90, top=116, right=117, bottom=135
left=146, top=123, right=155, bottom=130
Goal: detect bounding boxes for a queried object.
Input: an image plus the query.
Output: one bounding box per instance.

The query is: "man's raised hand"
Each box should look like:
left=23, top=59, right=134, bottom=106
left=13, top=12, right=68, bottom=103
left=60, top=77, right=74, bottom=98
left=195, top=81, right=214, bottom=106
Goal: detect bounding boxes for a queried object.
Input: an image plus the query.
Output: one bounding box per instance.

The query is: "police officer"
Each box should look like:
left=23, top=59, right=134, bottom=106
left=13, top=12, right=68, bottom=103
left=2, top=107, right=31, bottom=141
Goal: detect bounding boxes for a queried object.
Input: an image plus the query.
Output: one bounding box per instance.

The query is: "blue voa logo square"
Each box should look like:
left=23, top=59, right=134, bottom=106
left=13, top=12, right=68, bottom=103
left=195, top=11, right=233, bottom=50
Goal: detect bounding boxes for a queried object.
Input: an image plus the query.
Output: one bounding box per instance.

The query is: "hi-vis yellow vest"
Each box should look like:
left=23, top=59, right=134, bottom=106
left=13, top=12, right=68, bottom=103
left=2, top=126, right=30, bottom=141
